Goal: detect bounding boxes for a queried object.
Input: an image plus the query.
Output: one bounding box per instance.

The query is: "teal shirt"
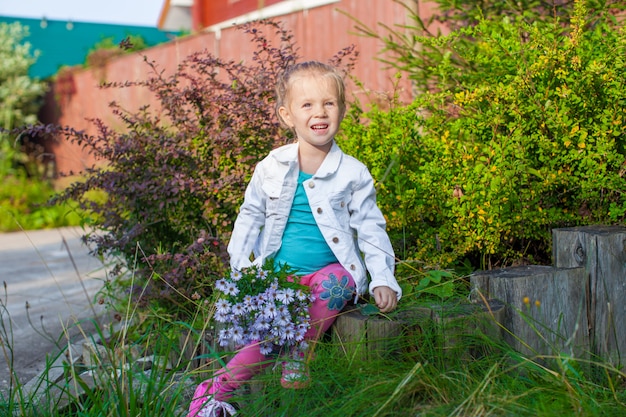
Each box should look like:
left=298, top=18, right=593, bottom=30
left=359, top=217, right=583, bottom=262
left=273, top=171, right=338, bottom=275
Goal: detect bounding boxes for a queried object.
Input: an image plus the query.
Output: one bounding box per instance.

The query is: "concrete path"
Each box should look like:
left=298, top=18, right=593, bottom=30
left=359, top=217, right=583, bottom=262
left=0, top=227, right=107, bottom=395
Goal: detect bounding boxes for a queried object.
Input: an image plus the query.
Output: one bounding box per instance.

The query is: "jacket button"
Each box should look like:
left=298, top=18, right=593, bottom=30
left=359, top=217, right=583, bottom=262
left=340, top=201, right=345, bottom=208
left=317, top=207, right=323, bottom=214
left=308, top=181, right=315, bottom=188
left=350, top=264, right=356, bottom=270
left=332, top=237, right=339, bottom=243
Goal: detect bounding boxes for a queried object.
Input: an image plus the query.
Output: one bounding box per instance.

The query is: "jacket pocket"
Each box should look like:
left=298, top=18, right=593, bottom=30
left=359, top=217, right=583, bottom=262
left=262, top=180, right=282, bottom=216
left=329, top=191, right=351, bottom=224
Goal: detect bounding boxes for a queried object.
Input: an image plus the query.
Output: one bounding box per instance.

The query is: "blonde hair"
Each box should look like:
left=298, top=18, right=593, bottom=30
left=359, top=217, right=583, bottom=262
left=275, top=61, right=346, bottom=129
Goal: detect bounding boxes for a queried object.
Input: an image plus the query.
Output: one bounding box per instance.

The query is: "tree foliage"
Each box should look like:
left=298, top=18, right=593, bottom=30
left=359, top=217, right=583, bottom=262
left=0, top=22, right=75, bottom=233
left=0, top=22, right=47, bottom=177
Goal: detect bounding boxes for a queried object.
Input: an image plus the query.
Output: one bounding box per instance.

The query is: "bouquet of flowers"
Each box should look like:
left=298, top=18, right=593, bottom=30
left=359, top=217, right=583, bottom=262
left=213, top=260, right=315, bottom=355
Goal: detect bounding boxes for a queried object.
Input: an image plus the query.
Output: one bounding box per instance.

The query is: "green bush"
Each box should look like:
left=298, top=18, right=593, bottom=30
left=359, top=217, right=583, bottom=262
left=340, top=0, right=625, bottom=270
left=355, top=0, right=625, bottom=95
left=0, top=175, right=82, bottom=231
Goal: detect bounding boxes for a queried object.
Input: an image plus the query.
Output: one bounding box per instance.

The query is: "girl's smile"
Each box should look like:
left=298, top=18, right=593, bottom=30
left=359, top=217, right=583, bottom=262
left=278, top=73, right=344, bottom=153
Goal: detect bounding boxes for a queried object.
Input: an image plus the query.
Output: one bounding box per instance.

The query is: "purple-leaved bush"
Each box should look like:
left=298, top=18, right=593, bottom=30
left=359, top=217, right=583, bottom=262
left=20, top=20, right=357, bottom=318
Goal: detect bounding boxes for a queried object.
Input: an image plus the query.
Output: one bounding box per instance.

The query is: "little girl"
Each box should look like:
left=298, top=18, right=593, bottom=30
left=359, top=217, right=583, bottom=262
left=188, top=61, right=402, bottom=417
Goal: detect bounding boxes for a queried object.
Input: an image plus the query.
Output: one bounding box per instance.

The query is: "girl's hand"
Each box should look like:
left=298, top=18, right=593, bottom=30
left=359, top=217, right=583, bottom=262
left=373, top=286, right=398, bottom=313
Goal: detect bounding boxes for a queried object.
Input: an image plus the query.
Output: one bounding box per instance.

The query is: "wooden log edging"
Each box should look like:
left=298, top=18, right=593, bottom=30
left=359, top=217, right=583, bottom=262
left=552, top=225, right=626, bottom=369
left=332, top=300, right=505, bottom=362
left=470, top=226, right=626, bottom=370
left=430, top=299, right=505, bottom=360
left=332, top=305, right=427, bottom=361
left=471, top=265, right=589, bottom=361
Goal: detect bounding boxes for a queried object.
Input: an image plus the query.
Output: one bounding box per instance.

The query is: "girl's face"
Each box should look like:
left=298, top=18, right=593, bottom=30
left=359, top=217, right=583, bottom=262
left=278, top=73, right=344, bottom=153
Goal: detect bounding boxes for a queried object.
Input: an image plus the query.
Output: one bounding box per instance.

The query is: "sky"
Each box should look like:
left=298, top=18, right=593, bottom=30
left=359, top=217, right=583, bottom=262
left=0, top=0, right=164, bottom=27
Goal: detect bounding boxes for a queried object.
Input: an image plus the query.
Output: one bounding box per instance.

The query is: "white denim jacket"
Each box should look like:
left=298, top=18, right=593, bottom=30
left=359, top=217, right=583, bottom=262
left=227, top=141, right=402, bottom=300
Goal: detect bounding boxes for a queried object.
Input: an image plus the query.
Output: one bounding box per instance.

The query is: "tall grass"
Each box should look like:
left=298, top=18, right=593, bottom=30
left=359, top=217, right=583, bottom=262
left=1, top=235, right=625, bottom=417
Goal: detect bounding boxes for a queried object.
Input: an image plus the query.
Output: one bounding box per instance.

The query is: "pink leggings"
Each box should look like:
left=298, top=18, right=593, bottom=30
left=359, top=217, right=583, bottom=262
left=188, top=263, right=356, bottom=416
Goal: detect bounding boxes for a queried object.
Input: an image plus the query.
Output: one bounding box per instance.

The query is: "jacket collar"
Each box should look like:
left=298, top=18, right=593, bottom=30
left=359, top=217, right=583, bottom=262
left=271, top=141, right=343, bottom=178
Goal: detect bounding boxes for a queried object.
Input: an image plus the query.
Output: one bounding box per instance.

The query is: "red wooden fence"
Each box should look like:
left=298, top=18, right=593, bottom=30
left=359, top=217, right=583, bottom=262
left=39, top=0, right=444, bottom=177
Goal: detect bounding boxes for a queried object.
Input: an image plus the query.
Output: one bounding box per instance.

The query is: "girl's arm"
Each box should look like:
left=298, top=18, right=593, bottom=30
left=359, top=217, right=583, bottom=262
left=349, top=168, right=402, bottom=301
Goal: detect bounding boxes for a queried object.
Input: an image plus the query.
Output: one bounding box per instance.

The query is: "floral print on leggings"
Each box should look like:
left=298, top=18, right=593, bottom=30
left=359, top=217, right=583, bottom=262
left=319, top=273, right=355, bottom=310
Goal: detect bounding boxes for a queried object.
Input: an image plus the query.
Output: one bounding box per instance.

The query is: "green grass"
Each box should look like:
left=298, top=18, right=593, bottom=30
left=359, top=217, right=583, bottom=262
left=1, top=236, right=625, bottom=417
left=2, top=297, right=625, bottom=416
